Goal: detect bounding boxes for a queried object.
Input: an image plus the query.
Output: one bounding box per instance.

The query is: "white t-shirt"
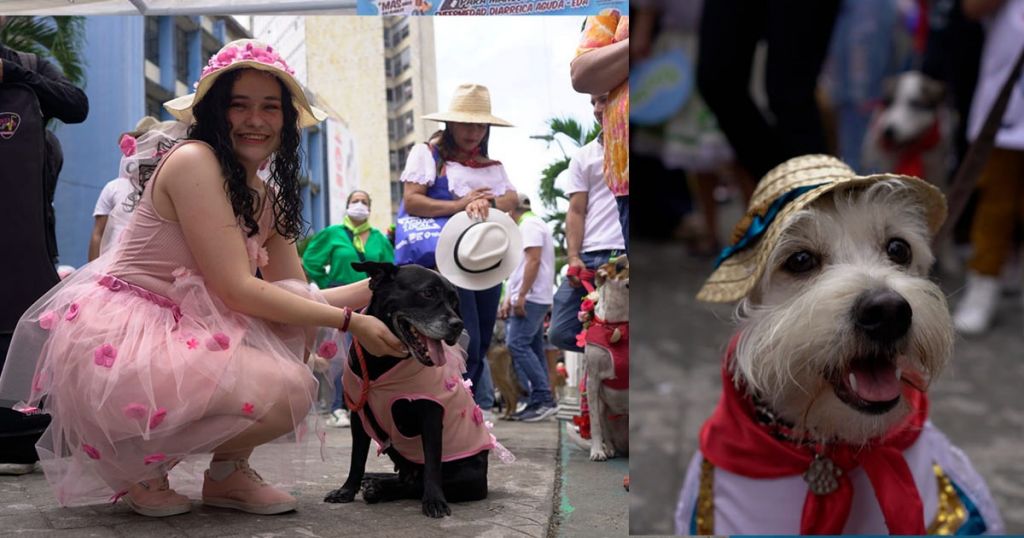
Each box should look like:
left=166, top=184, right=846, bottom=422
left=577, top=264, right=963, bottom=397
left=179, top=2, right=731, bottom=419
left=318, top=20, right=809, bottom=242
left=400, top=143, right=516, bottom=199
left=967, top=0, right=1024, bottom=150
left=566, top=139, right=625, bottom=252
left=92, top=177, right=136, bottom=256
left=507, top=214, right=556, bottom=305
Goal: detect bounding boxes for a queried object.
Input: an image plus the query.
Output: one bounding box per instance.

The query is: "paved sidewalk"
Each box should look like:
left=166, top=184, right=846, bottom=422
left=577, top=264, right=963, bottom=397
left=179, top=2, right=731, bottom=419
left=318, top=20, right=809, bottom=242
left=0, top=418, right=560, bottom=537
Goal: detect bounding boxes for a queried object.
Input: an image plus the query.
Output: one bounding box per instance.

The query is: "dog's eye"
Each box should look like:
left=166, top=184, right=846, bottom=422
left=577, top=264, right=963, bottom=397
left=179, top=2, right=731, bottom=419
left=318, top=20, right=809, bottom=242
left=420, top=289, right=436, bottom=300
left=783, top=251, right=818, bottom=274
left=886, top=238, right=912, bottom=266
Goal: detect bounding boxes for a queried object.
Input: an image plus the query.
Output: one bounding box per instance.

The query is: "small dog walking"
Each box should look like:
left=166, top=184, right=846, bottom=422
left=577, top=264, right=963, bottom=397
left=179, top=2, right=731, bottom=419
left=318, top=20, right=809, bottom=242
left=675, top=156, right=1003, bottom=534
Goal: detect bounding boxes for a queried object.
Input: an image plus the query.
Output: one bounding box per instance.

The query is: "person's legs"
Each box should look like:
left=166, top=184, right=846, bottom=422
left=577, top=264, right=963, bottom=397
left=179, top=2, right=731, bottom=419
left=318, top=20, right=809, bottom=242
left=764, top=0, right=842, bottom=161
left=457, top=285, right=499, bottom=410
left=506, top=302, right=553, bottom=407
left=549, top=279, right=586, bottom=352
left=697, top=0, right=780, bottom=179
left=616, top=196, right=629, bottom=253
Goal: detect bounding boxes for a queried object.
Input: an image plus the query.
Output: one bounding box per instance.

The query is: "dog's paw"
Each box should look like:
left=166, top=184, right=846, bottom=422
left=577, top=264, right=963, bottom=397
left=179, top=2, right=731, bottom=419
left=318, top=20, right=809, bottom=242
left=590, top=448, right=608, bottom=461
left=324, top=486, right=357, bottom=503
left=422, top=497, right=451, bottom=518
left=361, top=478, right=383, bottom=504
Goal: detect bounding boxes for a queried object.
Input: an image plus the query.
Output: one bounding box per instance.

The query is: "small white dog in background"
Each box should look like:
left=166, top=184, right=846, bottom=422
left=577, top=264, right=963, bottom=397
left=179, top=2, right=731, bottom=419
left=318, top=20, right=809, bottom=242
left=676, top=155, right=1003, bottom=535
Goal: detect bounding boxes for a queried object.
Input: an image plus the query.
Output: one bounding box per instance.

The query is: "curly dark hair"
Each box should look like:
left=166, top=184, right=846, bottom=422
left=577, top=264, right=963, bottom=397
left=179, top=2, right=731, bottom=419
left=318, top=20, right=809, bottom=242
left=186, top=68, right=306, bottom=240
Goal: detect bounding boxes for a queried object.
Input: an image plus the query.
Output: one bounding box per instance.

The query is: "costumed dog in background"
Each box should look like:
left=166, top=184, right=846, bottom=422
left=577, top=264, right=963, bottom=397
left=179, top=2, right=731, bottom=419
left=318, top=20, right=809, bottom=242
left=580, top=255, right=629, bottom=462
left=862, top=71, right=953, bottom=182
left=676, top=156, right=1003, bottom=534
left=324, top=262, right=511, bottom=518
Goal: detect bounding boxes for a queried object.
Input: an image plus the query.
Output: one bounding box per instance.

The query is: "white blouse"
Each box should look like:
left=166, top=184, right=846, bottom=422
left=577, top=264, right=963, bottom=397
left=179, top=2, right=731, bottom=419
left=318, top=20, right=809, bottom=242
left=399, top=143, right=515, bottom=199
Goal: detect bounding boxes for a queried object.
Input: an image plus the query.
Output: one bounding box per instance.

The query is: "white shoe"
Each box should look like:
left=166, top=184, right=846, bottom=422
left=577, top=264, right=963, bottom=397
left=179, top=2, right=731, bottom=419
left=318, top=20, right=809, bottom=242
left=325, top=409, right=350, bottom=428
left=481, top=409, right=496, bottom=424
left=954, top=272, right=1000, bottom=335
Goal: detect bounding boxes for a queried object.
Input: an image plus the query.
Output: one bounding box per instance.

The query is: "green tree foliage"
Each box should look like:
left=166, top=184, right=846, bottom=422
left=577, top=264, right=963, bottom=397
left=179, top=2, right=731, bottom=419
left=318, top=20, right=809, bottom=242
left=1, top=16, right=87, bottom=88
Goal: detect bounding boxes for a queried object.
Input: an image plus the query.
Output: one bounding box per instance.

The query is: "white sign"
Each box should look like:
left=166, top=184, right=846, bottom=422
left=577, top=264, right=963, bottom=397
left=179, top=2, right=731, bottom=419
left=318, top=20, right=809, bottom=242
left=326, top=117, right=359, bottom=225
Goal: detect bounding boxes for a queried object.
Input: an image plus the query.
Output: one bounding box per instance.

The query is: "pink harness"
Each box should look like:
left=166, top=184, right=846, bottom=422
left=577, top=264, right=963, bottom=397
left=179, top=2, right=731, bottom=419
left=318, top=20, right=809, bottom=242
left=341, top=343, right=494, bottom=464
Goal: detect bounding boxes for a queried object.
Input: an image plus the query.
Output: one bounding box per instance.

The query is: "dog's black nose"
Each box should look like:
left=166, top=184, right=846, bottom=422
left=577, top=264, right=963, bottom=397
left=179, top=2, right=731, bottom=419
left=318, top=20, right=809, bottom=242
left=447, top=317, right=464, bottom=334
left=853, top=289, right=912, bottom=342
left=883, top=126, right=896, bottom=143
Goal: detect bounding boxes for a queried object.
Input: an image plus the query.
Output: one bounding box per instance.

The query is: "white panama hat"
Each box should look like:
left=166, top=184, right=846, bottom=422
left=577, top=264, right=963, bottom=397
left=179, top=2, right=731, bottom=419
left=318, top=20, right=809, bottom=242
left=436, top=210, right=523, bottom=290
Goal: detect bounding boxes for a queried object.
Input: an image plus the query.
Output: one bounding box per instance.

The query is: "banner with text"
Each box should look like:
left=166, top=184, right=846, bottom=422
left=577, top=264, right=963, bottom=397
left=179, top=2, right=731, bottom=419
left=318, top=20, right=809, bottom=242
left=357, top=0, right=627, bottom=16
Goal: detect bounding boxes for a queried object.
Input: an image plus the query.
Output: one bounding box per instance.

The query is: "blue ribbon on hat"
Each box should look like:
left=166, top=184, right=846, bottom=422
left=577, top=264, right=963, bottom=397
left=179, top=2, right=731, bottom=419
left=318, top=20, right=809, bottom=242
left=714, top=184, right=826, bottom=269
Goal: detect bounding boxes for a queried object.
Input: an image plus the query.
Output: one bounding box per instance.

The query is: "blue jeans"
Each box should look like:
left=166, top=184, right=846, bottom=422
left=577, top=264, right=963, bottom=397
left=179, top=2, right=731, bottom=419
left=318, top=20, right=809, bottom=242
left=616, top=195, right=629, bottom=253
left=549, top=250, right=622, bottom=352
left=457, top=284, right=501, bottom=410
left=506, top=301, right=553, bottom=406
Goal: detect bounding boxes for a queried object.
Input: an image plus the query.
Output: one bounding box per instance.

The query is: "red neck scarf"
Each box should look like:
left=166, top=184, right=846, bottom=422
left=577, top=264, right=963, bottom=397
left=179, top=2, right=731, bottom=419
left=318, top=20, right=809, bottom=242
left=700, top=335, right=928, bottom=535
left=885, top=121, right=942, bottom=179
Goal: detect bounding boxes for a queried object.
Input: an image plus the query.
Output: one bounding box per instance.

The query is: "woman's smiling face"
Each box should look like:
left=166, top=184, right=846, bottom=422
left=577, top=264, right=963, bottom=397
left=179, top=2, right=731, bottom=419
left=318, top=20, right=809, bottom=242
left=227, top=69, right=284, bottom=174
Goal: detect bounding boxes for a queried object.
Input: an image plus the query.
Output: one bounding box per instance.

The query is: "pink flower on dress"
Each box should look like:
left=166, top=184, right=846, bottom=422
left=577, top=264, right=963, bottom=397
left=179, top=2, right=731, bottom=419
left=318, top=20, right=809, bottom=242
left=82, top=444, right=101, bottom=460
left=576, top=330, right=588, bottom=349
left=119, top=135, right=137, bottom=157
left=472, top=406, right=484, bottom=426
left=65, top=303, right=80, bottom=321
left=444, top=377, right=458, bottom=392
left=206, top=332, right=231, bottom=351
left=171, top=266, right=193, bottom=279
left=123, top=403, right=147, bottom=420
left=93, top=344, right=117, bottom=368
left=143, top=453, right=166, bottom=465
left=38, top=311, right=56, bottom=330
left=186, top=337, right=199, bottom=350
left=149, top=408, right=167, bottom=429
left=245, top=237, right=270, bottom=268
left=317, top=340, right=338, bottom=359
left=242, top=402, right=254, bottom=415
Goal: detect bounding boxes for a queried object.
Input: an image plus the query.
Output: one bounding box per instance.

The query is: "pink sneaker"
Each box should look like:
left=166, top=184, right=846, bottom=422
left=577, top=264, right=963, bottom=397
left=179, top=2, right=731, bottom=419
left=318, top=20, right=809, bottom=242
left=202, top=460, right=297, bottom=515
left=123, top=475, right=192, bottom=517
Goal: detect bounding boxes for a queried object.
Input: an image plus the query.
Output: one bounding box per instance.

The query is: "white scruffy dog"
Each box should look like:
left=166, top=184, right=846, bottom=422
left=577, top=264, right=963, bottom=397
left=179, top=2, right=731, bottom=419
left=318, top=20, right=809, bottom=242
left=676, top=156, right=1003, bottom=535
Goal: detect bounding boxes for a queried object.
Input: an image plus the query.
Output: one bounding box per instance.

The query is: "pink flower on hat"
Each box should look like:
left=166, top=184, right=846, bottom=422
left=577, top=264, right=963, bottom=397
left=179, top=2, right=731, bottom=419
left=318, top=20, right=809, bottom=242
left=119, top=135, right=137, bottom=157
left=93, top=344, right=117, bottom=368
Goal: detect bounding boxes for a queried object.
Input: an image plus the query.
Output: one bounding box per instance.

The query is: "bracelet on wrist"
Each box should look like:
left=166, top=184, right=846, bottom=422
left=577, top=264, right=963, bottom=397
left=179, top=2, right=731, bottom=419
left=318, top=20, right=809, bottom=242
left=340, top=307, right=353, bottom=332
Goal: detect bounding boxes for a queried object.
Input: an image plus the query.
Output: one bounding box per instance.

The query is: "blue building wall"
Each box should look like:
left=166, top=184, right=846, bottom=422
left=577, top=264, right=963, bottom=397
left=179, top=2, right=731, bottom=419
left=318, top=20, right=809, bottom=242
left=54, top=17, right=329, bottom=268
left=54, top=17, right=145, bottom=268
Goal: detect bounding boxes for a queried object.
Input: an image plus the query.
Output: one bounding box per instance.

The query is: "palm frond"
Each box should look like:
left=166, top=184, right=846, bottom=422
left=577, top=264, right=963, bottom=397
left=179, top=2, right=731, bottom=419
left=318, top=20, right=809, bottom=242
left=0, top=16, right=87, bottom=87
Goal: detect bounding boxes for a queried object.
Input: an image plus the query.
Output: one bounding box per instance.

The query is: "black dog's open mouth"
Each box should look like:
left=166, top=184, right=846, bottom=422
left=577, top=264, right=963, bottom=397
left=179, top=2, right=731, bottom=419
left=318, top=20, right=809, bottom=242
left=829, top=354, right=904, bottom=415
left=396, top=317, right=446, bottom=367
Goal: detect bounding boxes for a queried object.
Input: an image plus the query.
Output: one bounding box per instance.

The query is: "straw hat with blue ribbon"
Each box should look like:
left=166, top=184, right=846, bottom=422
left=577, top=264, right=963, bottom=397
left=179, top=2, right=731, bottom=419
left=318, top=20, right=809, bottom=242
left=697, top=154, right=947, bottom=303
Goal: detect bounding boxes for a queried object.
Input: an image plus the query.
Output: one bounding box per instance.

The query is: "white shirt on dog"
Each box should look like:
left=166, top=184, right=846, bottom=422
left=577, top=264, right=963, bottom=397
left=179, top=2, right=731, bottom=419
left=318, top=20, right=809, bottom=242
left=674, top=421, right=1004, bottom=535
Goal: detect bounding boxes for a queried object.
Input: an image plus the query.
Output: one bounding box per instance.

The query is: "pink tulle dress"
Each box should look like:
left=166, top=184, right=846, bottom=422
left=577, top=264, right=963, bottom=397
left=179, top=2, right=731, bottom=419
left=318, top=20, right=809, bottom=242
left=0, top=140, right=323, bottom=506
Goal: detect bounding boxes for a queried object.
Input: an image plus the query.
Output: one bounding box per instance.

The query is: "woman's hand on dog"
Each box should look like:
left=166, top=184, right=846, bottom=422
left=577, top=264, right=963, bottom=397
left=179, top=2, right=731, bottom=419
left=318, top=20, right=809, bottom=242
left=348, top=314, right=409, bottom=358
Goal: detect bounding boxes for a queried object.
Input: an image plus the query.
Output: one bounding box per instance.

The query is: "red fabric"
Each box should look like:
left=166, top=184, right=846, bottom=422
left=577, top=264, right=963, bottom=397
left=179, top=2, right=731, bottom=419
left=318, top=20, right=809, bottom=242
left=585, top=320, right=629, bottom=390
left=886, top=121, right=942, bottom=178
left=700, top=334, right=928, bottom=535
left=567, top=265, right=597, bottom=293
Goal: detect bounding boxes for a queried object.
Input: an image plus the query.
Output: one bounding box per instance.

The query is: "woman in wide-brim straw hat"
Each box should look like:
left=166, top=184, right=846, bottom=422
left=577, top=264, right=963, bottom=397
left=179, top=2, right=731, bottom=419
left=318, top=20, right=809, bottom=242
left=0, top=38, right=406, bottom=518
left=395, top=82, right=519, bottom=416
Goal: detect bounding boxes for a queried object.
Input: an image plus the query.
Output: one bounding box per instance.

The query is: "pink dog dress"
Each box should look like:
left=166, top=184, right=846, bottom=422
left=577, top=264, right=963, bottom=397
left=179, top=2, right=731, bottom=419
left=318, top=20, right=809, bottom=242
left=342, top=344, right=497, bottom=464
left=0, top=140, right=322, bottom=506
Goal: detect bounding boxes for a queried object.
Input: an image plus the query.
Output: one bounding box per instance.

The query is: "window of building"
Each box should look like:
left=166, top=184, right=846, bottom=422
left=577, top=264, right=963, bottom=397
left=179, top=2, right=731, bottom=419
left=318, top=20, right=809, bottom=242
left=391, top=21, right=409, bottom=48
left=389, top=149, right=400, bottom=172
left=386, top=87, right=394, bottom=104
left=175, top=26, right=191, bottom=86
left=399, top=110, right=415, bottom=138
left=145, top=17, right=160, bottom=65
left=401, top=79, right=413, bottom=102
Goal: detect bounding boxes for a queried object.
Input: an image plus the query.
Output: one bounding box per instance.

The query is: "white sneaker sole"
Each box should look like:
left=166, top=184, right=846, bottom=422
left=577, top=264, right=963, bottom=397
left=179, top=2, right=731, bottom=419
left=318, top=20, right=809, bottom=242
left=123, top=496, right=192, bottom=517
left=0, top=462, right=37, bottom=475
left=202, top=496, right=297, bottom=515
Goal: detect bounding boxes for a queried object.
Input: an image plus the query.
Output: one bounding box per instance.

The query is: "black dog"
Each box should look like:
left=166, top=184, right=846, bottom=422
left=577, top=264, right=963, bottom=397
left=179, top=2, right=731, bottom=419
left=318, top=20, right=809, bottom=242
left=324, top=261, right=491, bottom=518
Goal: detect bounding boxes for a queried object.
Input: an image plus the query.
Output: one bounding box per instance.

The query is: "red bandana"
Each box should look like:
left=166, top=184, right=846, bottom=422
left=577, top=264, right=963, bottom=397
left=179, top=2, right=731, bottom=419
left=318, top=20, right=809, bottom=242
left=885, top=121, right=942, bottom=179
left=699, top=335, right=928, bottom=535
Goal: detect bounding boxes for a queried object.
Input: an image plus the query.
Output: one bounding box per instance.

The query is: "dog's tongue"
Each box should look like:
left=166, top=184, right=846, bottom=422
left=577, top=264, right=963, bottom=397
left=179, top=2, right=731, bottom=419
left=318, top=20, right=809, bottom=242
left=850, top=361, right=902, bottom=402
left=419, top=334, right=446, bottom=367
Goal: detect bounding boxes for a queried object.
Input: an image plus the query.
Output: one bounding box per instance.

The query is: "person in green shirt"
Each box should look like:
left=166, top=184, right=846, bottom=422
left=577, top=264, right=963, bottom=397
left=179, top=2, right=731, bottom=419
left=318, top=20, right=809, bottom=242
left=302, top=190, right=395, bottom=289
left=301, top=190, right=394, bottom=427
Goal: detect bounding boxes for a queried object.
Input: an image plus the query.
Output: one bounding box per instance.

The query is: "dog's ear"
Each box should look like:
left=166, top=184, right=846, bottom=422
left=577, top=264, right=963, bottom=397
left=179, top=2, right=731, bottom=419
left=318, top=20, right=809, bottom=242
left=595, top=265, right=609, bottom=287
left=353, top=262, right=399, bottom=290
left=614, top=255, right=628, bottom=275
